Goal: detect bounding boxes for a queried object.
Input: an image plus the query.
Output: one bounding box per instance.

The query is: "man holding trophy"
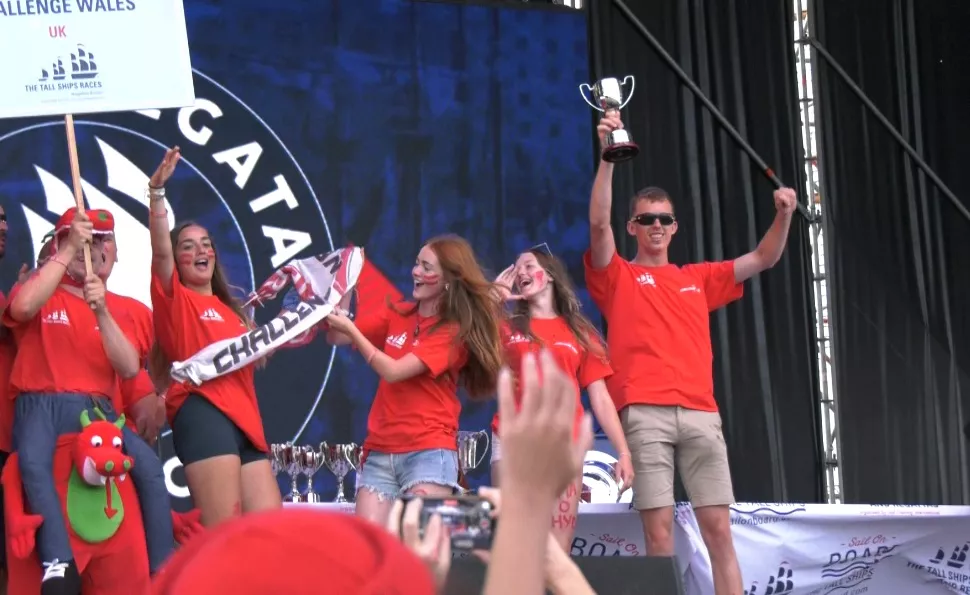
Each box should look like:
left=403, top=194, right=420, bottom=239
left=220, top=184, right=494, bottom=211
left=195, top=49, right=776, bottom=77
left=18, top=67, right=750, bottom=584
left=582, top=78, right=797, bottom=595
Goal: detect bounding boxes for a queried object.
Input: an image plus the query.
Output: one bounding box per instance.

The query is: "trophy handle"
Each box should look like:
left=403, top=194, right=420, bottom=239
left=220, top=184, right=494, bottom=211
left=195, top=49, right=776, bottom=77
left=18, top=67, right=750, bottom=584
left=579, top=83, right=603, bottom=112
left=618, top=75, right=635, bottom=110
left=474, top=432, right=490, bottom=469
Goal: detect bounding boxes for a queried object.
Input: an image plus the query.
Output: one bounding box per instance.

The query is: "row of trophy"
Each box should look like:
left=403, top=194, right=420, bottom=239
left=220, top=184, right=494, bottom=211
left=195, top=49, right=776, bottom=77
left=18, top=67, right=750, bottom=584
left=271, top=442, right=362, bottom=503
left=271, top=431, right=490, bottom=503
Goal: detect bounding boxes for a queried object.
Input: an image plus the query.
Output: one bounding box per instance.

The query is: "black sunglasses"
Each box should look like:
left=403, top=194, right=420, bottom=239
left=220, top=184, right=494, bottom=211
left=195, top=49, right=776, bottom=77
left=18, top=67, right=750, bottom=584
left=631, top=213, right=675, bottom=226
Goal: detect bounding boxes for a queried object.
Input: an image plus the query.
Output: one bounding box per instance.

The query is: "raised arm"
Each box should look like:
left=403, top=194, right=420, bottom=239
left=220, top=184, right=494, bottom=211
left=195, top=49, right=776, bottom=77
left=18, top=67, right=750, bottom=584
left=8, top=213, right=91, bottom=322
left=732, top=188, right=797, bottom=283
left=589, top=114, right=624, bottom=269
left=147, top=148, right=181, bottom=296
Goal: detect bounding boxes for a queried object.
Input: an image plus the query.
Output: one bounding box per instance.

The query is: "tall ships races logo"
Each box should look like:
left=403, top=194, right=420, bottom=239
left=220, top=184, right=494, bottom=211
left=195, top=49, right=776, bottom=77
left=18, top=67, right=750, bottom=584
left=0, top=70, right=335, bottom=506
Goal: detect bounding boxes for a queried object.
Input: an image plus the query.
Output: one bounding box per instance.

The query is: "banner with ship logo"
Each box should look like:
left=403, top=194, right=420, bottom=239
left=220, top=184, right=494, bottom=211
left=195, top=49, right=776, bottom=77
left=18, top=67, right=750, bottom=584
left=0, top=0, right=194, bottom=118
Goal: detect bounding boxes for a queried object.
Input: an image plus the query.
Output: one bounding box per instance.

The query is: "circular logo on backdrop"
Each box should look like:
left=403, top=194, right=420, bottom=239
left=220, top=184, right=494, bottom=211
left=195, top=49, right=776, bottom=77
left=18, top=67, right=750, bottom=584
left=0, top=69, right=335, bottom=506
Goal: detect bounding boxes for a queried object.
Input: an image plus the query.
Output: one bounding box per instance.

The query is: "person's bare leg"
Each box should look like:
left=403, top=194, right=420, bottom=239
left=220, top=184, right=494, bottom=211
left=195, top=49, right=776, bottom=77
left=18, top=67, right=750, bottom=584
left=406, top=482, right=452, bottom=497
left=183, top=455, right=243, bottom=527
left=694, top=505, right=742, bottom=595
left=638, top=506, right=675, bottom=556
left=240, top=459, right=282, bottom=513
left=550, top=476, right=582, bottom=550
left=355, top=488, right=395, bottom=527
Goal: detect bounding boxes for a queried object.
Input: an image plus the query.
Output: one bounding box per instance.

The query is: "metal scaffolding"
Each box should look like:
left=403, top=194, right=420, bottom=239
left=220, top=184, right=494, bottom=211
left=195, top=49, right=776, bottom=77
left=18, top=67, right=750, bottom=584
left=792, top=0, right=842, bottom=503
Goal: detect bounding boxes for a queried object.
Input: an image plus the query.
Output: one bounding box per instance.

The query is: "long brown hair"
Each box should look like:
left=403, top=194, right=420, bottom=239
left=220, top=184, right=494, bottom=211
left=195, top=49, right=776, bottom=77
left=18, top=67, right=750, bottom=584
left=148, top=222, right=256, bottom=390
left=393, top=235, right=504, bottom=398
left=509, top=249, right=608, bottom=361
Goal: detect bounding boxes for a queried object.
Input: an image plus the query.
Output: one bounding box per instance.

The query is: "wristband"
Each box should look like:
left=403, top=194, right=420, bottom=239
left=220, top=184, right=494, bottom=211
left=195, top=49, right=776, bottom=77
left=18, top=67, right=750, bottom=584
left=618, top=452, right=631, bottom=458
left=49, top=257, right=68, bottom=269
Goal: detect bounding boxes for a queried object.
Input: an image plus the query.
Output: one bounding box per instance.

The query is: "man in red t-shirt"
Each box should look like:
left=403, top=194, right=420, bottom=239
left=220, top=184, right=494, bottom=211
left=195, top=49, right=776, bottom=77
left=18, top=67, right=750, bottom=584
left=584, top=114, right=796, bottom=595
left=4, top=209, right=174, bottom=594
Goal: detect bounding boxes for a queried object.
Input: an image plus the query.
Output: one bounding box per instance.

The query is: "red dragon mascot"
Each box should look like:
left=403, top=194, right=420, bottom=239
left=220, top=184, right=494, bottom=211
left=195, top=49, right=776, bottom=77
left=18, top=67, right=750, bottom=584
left=3, top=409, right=201, bottom=595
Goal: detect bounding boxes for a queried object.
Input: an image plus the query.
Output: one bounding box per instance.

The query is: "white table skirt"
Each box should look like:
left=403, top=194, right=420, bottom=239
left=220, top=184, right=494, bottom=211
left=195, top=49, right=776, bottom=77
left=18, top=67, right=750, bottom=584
left=286, top=501, right=970, bottom=594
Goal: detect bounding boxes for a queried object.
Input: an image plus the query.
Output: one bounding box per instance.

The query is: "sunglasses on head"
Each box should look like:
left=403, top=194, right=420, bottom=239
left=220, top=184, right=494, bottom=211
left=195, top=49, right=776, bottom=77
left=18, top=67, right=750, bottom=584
left=631, top=213, right=675, bottom=226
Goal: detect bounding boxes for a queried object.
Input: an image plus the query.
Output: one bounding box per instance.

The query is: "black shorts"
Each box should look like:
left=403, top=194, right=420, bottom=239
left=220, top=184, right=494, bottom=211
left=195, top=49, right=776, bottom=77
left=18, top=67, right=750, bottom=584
left=171, top=394, right=267, bottom=467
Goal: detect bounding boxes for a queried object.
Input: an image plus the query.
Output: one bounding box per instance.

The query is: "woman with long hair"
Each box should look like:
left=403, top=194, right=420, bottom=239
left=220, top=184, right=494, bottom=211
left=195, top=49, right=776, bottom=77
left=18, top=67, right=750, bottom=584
left=146, top=148, right=280, bottom=527
left=491, top=248, right=634, bottom=549
left=324, top=235, right=504, bottom=525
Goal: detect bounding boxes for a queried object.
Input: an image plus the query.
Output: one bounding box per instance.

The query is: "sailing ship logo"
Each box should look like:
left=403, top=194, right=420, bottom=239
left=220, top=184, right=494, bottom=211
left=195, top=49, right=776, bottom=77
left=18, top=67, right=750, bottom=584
left=38, top=44, right=99, bottom=83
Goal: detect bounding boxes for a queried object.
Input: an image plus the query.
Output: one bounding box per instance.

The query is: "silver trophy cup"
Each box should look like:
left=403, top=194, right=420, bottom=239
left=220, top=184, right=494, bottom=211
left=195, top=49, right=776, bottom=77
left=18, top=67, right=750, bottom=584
left=579, top=75, right=640, bottom=163
left=322, top=442, right=359, bottom=503
left=457, top=430, right=490, bottom=476
left=279, top=443, right=304, bottom=503
left=300, top=446, right=326, bottom=503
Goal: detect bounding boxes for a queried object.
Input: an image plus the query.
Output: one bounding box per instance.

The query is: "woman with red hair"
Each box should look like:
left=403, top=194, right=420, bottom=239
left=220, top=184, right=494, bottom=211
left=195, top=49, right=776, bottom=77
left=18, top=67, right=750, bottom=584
left=325, top=235, right=504, bottom=525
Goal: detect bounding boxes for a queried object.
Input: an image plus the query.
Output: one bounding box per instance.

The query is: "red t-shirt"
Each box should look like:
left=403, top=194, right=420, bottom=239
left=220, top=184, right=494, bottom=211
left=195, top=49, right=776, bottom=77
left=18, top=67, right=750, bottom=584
left=490, top=317, right=612, bottom=436
left=358, top=302, right=468, bottom=454
left=112, top=295, right=157, bottom=432
left=0, top=290, right=14, bottom=452
left=151, top=270, right=267, bottom=453
left=2, top=285, right=131, bottom=408
left=583, top=250, right=743, bottom=412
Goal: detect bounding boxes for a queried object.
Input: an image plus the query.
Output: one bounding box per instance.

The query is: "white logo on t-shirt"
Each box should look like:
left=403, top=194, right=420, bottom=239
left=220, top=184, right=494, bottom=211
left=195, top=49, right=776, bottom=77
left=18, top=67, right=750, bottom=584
left=553, top=341, right=578, bottom=354
left=42, top=309, right=70, bottom=326
left=199, top=308, right=224, bottom=322
left=636, top=273, right=655, bottom=286
left=680, top=285, right=701, bottom=294
left=42, top=559, right=68, bottom=582
left=386, top=333, right=407, bottom=349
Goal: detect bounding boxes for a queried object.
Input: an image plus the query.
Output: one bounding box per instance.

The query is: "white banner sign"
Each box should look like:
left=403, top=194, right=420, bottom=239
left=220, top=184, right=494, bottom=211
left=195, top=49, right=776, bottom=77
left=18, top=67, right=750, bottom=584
left=287, top=501, right=970, bottom=594
left=0, top=0, right=194, bottom=118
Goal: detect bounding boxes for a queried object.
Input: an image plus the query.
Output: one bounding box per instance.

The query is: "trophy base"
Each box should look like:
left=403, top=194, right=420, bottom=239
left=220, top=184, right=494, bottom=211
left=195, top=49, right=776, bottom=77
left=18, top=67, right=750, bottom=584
left=305, top=492, right=324, bottom=504
left=602, top=142, right=640, bottom=163
left=283, top=493, right=305, bottom=503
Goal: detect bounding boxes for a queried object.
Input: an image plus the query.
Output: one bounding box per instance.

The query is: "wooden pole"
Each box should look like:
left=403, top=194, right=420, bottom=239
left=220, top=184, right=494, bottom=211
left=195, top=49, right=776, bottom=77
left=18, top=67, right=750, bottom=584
left=63, top=114, right=93, bottom=276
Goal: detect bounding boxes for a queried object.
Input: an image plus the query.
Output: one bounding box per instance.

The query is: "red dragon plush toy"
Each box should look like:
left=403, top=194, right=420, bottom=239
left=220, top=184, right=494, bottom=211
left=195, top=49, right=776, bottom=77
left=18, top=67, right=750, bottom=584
left=3, top=409, right=202, bottom=595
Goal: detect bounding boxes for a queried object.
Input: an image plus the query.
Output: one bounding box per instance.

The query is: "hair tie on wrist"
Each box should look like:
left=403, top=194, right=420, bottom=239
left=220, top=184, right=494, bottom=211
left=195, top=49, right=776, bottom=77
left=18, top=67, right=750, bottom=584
left=366, top=351, right=378, bottom=365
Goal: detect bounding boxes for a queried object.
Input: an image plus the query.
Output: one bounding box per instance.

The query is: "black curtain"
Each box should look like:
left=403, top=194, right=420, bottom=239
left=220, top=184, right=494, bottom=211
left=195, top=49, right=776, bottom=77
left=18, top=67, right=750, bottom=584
left=814, top=0, right=970, bottom=504
left=586, top=0, right=824, bottom=503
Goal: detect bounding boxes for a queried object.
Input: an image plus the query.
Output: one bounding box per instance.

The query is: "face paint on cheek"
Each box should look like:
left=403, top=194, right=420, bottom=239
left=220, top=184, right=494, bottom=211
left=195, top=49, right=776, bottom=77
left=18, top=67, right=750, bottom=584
left=205, top=248, right=215, bottom=259
left=533, top=271, right=545, bottom=284
left=177, top=253, right=195, bottom=267
left=419, top=273, right=441, bottom=285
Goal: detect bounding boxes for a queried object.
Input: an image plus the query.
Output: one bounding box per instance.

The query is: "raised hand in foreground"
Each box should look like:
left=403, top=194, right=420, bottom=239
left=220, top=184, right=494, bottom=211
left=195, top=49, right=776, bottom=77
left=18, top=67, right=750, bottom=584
left=386, top=498, right=451, bottom=592
left=483, top=351, right=594, bottom=595
left=476, top=487, right=594, bottom=595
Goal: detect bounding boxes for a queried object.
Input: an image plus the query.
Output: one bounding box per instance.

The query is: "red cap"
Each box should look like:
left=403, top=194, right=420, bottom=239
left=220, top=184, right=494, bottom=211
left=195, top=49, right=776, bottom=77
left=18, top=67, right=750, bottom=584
left=151, top=509, right=436, bottom=595
left=52, top=208, right=115, bottom=237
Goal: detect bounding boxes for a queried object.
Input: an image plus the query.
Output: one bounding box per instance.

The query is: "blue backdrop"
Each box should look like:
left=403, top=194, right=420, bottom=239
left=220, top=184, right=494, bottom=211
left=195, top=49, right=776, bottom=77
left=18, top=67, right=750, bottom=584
left=0, top=0, right=593, bottom=506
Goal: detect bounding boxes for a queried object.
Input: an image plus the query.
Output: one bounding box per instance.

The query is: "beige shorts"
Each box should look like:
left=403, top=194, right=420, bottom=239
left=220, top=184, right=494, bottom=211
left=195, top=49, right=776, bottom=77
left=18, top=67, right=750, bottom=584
left=621, top=404, right=734, bottom=510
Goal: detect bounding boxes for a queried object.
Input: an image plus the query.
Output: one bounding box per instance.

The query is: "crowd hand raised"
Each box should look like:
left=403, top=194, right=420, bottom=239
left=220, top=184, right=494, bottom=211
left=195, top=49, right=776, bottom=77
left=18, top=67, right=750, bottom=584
left=474, top=487, right=585, bottom=589
left=386, top=498, right=451, bottom=590
left=149, top=146, right=181, bottom=189
left=773, top=187, right=797, bottom=216
left=499, top=350, right=594, bottom=501
left=596, top=113, right=623, bottom=150
left=67, top=210, right=94, bottom=252
left=83, top=274, right=106, bottom=312
left=494, top=266, right=523, bottom=301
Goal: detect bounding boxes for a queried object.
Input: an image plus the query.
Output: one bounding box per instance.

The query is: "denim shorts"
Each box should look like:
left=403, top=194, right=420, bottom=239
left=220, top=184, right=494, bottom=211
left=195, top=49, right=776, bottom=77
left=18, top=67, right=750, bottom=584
left=358, top=449, right=460, bottom=499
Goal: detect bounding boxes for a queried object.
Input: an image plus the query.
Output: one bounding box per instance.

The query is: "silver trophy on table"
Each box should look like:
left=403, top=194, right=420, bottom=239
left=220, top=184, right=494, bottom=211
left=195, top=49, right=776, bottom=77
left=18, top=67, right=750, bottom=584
left=457, top=430, right=490, bottom=480
left=275, top=442, right=304, bottom=503
left=579, top=75, right=639, bottom=163
left=322, top=442, right=362, bottom=503
left=299, top=446, right=326, bottom=503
